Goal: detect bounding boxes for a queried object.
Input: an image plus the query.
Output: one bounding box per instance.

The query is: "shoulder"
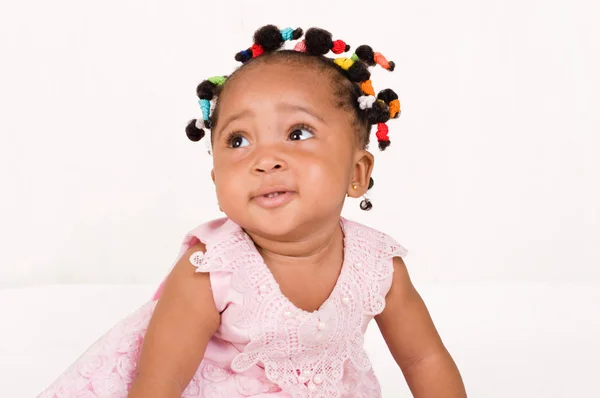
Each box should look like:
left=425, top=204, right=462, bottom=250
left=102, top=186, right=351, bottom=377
left=153, top=239, right=220, bottom=330
left=166, top=241, right=210, bottom=295
left=341, top=217, right=408, bottom=260
left=179, top=217, right=250, bottom=275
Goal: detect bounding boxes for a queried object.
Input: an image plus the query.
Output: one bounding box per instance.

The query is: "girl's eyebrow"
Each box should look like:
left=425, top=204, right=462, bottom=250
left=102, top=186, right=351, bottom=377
left=215, top=109, right=254, bottom=138
left=276, top=102, right=327, bottom=124
left=216, top=102, right=327, bottom=138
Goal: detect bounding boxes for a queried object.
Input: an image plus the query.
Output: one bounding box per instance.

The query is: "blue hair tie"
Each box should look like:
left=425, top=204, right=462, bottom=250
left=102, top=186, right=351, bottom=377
left=198, top=99, right=211, bottom=121
left=280, top=27, right=294, bottom=41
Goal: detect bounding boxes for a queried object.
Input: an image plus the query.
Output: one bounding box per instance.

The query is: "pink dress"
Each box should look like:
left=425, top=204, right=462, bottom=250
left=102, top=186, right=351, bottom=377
left=39, top=217, right=407, bottom=398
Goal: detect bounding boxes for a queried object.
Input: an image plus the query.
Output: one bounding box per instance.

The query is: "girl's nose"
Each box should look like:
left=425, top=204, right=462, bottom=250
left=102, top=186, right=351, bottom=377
left=253, top=152, right=287, bottom=174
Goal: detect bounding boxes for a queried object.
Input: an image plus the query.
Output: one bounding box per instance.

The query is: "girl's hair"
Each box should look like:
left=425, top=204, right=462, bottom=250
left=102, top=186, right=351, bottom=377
left=185, top=25, right=402, bottom=209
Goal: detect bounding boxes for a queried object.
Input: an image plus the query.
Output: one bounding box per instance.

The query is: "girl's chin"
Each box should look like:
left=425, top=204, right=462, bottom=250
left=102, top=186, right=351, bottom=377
left=235, top=212, right=306, bottom=239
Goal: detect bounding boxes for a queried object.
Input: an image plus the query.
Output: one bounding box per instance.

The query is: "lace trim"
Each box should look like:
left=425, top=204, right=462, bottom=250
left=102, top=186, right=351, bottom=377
left=190, top=218, right=406, bottom=398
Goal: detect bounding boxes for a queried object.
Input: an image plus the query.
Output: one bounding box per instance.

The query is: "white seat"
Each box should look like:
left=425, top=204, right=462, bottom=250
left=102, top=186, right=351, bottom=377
left=1, top=284, right=598, bottom=397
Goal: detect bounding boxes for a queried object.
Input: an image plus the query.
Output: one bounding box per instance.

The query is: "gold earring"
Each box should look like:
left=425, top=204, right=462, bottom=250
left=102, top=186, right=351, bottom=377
left=352, top=183, right=358, bottom=190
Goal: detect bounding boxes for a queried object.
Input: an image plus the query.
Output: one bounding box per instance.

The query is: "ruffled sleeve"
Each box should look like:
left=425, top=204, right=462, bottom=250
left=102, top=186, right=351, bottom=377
left=151, top=218, right=239, bottom=309
left=342, top=218, right=408, bottom=316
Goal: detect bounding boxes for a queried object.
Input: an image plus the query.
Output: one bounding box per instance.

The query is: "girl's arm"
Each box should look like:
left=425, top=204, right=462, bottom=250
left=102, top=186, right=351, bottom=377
left=128, top=242, right=220, bottom=398
left=375, top=257, right=467, bottom=397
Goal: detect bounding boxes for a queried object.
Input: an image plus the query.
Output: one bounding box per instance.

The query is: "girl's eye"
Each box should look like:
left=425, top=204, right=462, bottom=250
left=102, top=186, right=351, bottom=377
left=228, top=134, right=250, bottom=148
left=289, top=127, right=314, bottom=141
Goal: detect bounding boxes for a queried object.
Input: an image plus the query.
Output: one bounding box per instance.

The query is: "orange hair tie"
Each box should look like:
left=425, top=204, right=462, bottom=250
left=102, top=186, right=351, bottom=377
left=389, top=99, right=401, bottom=118
left=360, top=80, right=375, bottom=96
left=374, top=52, right=392, bottom=70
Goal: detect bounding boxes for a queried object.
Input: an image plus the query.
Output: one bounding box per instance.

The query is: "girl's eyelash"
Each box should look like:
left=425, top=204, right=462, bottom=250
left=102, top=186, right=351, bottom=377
left=289, top=123, right=315, bottom=135
left=223, top=124, right=314, bottom=146
left=224, top=131, right=244, bottom=146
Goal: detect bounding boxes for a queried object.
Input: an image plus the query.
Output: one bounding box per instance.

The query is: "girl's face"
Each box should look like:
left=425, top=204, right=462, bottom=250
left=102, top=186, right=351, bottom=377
left=211, top=61, right=373, bottom=239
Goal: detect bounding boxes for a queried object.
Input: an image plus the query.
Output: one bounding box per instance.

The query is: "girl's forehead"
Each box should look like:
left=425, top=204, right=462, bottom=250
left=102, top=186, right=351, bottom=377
left=219, top=63, right=338, bottom=112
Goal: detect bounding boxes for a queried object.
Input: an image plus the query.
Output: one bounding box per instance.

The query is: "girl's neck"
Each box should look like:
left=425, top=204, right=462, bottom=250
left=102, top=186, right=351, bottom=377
left=247, top=218, right=344, bottom=270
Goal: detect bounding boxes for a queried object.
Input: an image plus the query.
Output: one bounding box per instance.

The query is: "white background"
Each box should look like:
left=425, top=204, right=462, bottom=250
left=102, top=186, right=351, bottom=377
left=1, top=1, right=599, bottom=396
left=1, top=0, right=599, bottom=286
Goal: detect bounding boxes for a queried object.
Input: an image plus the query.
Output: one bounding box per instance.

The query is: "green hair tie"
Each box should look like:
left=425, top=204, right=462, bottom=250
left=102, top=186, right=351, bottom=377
left=207, top=76, right=228, bottom=86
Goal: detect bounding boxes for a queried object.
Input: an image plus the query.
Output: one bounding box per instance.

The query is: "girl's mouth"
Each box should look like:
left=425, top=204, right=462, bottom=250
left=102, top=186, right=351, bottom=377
left=252, top=190, right=296, bottom=209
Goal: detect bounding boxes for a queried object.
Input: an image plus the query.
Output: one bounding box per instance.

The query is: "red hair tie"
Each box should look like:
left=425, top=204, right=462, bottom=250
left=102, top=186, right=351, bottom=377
left=251, top=43, right=264, bottom=58
left=332, top=40, right=349, bottom=54
left=376, top=123, right=391, bottom=150
left=376, top=123, right=389, bottom=141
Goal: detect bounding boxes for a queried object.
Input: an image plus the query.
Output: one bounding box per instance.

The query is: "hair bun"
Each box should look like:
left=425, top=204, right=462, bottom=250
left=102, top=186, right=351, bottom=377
left=346, top=62, right=371, bottom=83
left=196, top=80, right=218, bottom=100
left=254, top=24, right=286, bottom=52
left=185, top=120, right=206, bottom=142
left=377, top=88, right=397, bottom=103
left=304, top=28, right=349, bottom=56
left=355, top=45, right=376, bottom=66
left=304, top=28, right=333, bottom=55
left=355, top=45, right=395, bottom=71
left=365, top=101, right=390, bottom=125
left=377, top=89, right=401, bottom=118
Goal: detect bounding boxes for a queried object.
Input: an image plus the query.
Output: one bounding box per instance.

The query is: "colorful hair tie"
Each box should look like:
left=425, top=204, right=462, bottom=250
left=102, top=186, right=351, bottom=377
left=377, top=89, right=401, bottom=118
left=194, top=119, right=204, bottom=130
left=303, top=28, right=350, bottom=56
left=376, top=122, right=391, bottom=150
left=207, top=76, right=227, bottom=86
left=250, top=43, right=264, bottom=58
left=374, top=52, right=395, bottom=71
left=294, top=40, right=307, bottom=53
left=280, top=27, right=296, bottom=41
left=198, top=99, right=211, bottom=123
left=354, top=45, right=395, bottom=71
left=360, top=80, right=375, bottom=97
left=331, top=40, right=349, bottom=54
left=357, top=95, right=376, bottom=110
left=334, top=57, right=355, bottom=71
left=389, top=99, right=400, bottom=118
left=235, top=25, right=303, bottom=63
left=187, top=24, right=401, bottom=163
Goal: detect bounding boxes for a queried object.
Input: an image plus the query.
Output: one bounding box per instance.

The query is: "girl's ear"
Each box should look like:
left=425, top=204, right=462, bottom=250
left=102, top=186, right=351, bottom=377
left=347, top=150, right=374, bottom=198
left=211, top=169, right=215, bottom=184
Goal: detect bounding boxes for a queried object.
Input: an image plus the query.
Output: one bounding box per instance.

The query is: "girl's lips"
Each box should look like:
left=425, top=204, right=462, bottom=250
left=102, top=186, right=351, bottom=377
left=251, top=191, right=296, bottom=209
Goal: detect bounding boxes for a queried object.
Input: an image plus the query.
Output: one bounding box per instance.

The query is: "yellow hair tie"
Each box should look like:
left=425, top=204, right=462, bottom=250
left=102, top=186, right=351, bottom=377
left=334, top=57, right=354, bottom=71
